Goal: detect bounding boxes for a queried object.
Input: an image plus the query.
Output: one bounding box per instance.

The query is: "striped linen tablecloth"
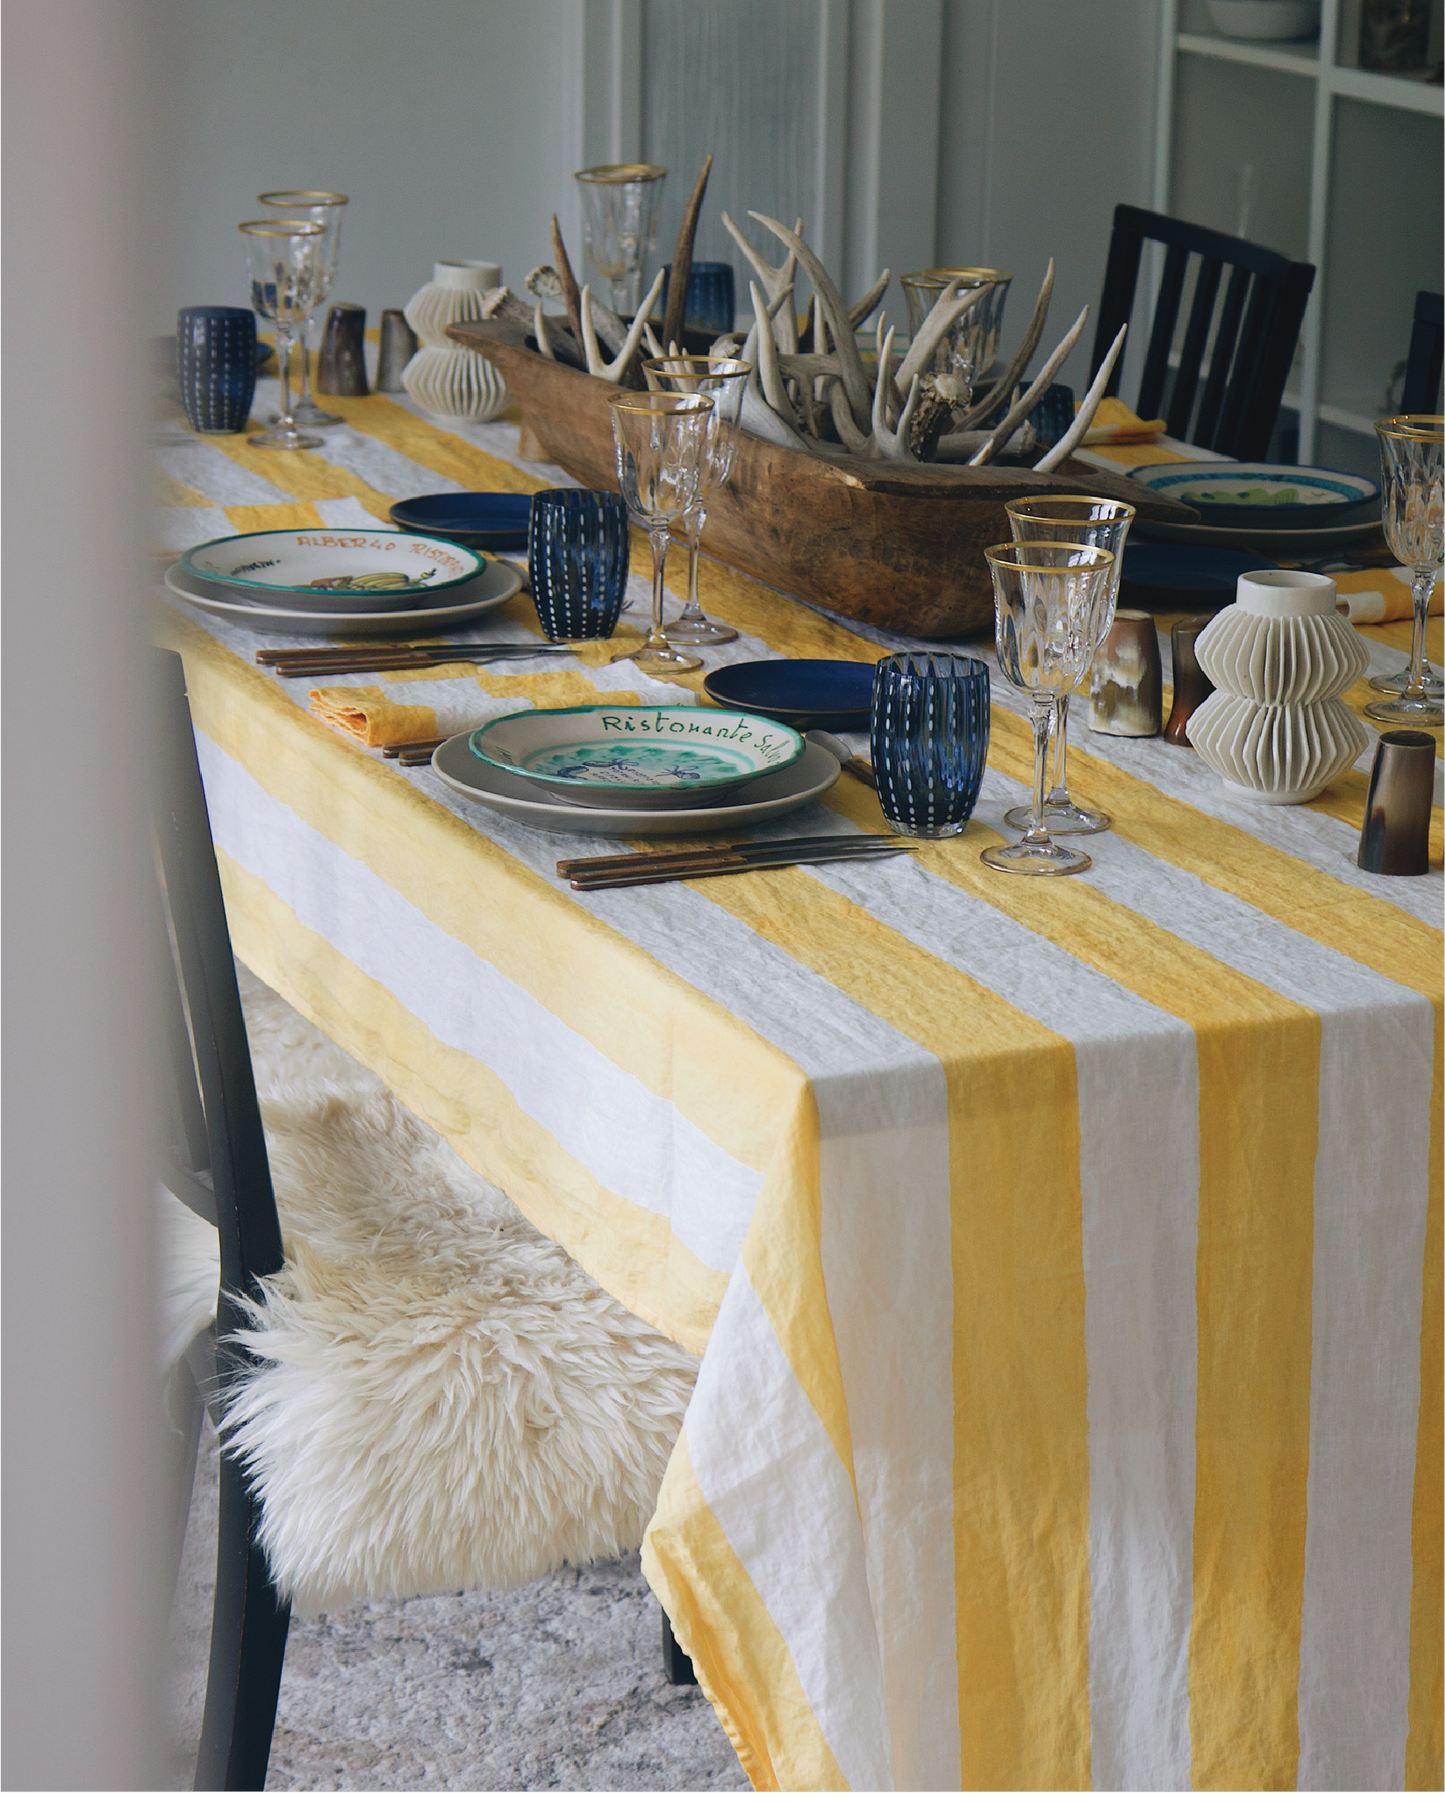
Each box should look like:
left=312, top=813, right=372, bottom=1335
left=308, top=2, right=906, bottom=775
left=154, top=376, right=1442, bottom=1792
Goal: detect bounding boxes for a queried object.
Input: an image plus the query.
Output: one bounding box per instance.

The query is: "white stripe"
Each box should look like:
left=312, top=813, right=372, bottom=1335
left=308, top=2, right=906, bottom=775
left=154, top=505, right=235, bottom=556
left=151, top=438, right=294, bottom=504
left=686, top=1268, right=894, bottom=1790
left=806, top=823, right=1200, bottom=1791
left=194, top=733, right=762, bottom=1274
left=313, top=495, right=392, bottom=530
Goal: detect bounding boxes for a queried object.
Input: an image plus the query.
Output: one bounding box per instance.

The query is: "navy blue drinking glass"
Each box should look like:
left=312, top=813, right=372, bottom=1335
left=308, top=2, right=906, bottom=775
left=870, top=653, right=991, bottom=838
left=176, top=305, right=257, bottom=434
left=528, top=489, right=631, bottom=641
left=660, top=261, right=736, bottom=336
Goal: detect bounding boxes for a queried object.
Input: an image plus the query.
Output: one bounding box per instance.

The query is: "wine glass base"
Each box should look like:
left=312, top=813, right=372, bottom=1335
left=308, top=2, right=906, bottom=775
left=610, top=644, right=703, bottom=676
left=274, top=401, right=342, bottom=428
left=1002, top=798, right=1111, bottom=835
left=1369, top=662, right=1443, bottom=697
left=666, top=618, right=738, bottom=645
left=1364, top=692, right=1445, bottom=726
left=981, top=837, right=1092, bottom=877
left=248, top=425, right=323, bottom=450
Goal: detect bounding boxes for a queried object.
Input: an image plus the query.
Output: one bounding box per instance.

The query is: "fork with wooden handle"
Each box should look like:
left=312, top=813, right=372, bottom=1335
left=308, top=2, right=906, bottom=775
left=556, top=832, right=906, bottom=890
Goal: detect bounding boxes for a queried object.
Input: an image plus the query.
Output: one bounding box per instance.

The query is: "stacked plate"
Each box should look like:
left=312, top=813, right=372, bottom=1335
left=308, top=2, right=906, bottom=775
left=389, top=491, right=532, bottom=551
left=432, top=703, right=843, bottom=836
left=1130, top=461, right=1381, bottom=552
left=164, top=527, right=520, bottom=635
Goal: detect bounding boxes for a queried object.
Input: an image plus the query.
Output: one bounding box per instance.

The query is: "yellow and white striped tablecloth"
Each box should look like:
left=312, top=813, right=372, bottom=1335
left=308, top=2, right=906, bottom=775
left=154, top=378, right=1442, bottom=1792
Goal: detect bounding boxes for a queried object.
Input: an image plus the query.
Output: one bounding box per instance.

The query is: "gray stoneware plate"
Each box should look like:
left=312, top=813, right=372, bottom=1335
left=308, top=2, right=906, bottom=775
left=163, top=560, right=521, bottom=636
left=430, top=734, right=841, bottom=837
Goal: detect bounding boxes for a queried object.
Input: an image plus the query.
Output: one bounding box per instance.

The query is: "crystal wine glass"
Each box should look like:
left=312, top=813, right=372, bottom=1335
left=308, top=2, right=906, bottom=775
left=642, top=355, right=751, bottom=645
left=608, top=390, right=714, bottom=677
left=982, top=542, right=1118, bottom=877
left=575, top=165, right=666, bottom=316
left=258, top=190, right=347, bottom=428
left=1365, top=415, right=1443, bottom=724
left=240, top=219, right=327, bottom=450
left=1002, top=495, right=1135, bottom=834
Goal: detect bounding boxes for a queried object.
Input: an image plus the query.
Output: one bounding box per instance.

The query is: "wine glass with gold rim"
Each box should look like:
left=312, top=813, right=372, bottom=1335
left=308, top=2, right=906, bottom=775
left=1365, top=415, right=1443, bottom=725
left=575, top=164, right=666, bottom=317
left=642, top=355, right=752, bottom=646
left=258, top=190, right=348, bottom=428
left=1002, top=495, right=1135, bottom=834
left=608, top=390, right=714, bottom=677
left=983, top=542, right=1117, bottom=877
left=239, top=219, right=327, bottom=451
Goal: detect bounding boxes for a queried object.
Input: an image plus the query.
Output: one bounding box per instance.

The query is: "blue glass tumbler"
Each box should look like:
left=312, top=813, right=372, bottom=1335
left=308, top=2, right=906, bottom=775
left=176, top=305, right=257, bottom=434
left=528, top=489, right=631, bottom=642
left=660, top=261, right=736, bottom=336
left=870, top=653, right=991, bottom=838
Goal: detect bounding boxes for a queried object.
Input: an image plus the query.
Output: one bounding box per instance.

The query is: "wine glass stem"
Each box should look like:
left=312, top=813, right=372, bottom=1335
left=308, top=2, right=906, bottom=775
left=1026, top=699, right=1056, bottom=845
left=682, top=505, right=705, bottom=620
left=274, top=325, right=296, bottom=428
left=647, top=526, right=671, bottom=649
left=295, top=315, right=315, bottom=407
left=1406, top=566, right=1434, bottom=699
left=1045, top=692, right=1070, bottom=806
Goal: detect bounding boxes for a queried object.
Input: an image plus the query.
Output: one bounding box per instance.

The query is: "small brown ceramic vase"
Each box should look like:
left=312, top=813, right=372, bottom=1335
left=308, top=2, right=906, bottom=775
left=1089, top=610, right=1162, bottom=737
left=1358, top=730, right=1436, bottom=875
left=375, top=309, right=418, bottom=392
left=1165, top=615, right=1216, bottom=746
left=315, top=302, right=369, bottom=396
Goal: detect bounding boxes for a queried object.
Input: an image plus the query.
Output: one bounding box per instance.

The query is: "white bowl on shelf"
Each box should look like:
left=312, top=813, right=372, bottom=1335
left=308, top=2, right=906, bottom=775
left=1207, top=0, right=1320, bottom=40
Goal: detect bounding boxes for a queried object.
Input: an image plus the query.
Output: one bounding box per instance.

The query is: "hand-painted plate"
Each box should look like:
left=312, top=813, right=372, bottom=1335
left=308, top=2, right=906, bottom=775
left=702, top=659, right=875, bottom=730
left=432, top=735, right=841, bottom=837
left=1132, top=461, right=1378, bottom=531
left=181, top=527, right=485, bottom=610
left=468, top=704, right=807, bottom=809
left=1119, top=543, right=1282, bottom=613
left=390, top=492, right=533, bottom=551
left=162, top=559, right=520, bottom=637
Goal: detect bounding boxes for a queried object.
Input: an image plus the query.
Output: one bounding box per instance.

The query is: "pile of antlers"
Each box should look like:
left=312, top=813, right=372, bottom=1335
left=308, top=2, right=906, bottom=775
left=477, top=156, right=1127, bottom=474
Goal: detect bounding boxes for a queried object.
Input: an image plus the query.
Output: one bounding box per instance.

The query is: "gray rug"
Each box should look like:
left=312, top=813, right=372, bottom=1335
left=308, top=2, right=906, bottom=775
left=166, top=1421, right=747, bottom=1790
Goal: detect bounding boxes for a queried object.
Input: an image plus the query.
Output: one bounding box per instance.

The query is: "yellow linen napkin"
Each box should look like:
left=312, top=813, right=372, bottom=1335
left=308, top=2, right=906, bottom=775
left=309, top=686, right=438, bottom=747
left=1335, top=568, right=1442, bottom=624
left=1082, top=396, right=1168, bottom=445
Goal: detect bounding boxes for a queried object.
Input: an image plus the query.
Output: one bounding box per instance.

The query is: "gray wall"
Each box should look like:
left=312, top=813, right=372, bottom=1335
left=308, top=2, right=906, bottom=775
left=165, top=0, right=1163, bottom=394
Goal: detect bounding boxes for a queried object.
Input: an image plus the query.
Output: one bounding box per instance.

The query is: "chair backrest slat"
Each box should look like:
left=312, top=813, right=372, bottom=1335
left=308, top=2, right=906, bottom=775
left=154, top=651, right=284, bottom=1304
left=1402, top=290, right=1444, bottom=414
left=1090, top=203, right=1314, bottom=459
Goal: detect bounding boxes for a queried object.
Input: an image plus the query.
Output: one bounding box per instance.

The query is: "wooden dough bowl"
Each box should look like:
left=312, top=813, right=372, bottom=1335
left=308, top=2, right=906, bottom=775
left=450, top=318, right=1195, bottom=640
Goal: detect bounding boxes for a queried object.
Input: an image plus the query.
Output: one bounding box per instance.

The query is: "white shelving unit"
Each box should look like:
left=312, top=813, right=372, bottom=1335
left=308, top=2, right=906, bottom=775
left=1154, top=0, right=1443, bottom=467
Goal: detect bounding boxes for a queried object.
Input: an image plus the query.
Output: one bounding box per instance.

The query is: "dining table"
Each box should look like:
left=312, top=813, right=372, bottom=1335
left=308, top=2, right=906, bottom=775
left=153, top=359, right=1442, bottom=1792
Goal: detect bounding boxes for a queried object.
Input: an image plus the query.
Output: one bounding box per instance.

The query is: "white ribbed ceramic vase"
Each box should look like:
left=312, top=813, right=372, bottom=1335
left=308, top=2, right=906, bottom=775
left=401, top=260, right=511, bottom=422
left=1186, top=569, right=1369, bottom=803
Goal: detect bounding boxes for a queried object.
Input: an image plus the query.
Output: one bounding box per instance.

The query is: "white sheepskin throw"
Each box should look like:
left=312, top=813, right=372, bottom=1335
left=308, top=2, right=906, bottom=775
left=213, top=968, right=698, bottom=1618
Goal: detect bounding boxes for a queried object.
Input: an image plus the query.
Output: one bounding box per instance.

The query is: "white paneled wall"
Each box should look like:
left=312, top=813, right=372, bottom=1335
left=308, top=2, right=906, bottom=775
left=165, top=0, right=1162, bottom=393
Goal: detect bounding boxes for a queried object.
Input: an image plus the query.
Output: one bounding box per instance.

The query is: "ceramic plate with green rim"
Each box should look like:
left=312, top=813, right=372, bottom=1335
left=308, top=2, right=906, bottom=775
left=180, top=527, right=485, bottom=612
left=467, top=705, right=806, bottom=809
left=1131, top=462, right=1378, bottom=531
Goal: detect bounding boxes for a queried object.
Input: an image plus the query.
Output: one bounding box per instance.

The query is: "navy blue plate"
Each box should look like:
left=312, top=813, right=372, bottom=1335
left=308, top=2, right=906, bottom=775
left=703, top=659, right=875, bottom=730
left=1120, top=542, right=1281, bottom=613
left=390, top=492, right=533, bottom=551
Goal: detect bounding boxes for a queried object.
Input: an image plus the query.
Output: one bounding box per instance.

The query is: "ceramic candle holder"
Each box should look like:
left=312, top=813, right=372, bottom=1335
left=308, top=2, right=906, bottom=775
left=1088, top=610, right=1162, bottom=737
left=402, top=261, right=511, bottom=421
left=375, top=309, right=418, bottom=392
left=315, top=302, right=368, bottom=396
left=1186, top=569, right=1370, bottom=803
left=1358, top=730, right=1436, bottom=875
left=1164, top=615, right=1216, bottom=745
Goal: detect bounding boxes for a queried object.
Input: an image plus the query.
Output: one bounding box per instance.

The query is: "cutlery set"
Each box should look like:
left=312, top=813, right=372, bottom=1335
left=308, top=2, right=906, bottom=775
left=556, top=832, right=907, bottom=891
left=255, top=641, right=569, bottom=680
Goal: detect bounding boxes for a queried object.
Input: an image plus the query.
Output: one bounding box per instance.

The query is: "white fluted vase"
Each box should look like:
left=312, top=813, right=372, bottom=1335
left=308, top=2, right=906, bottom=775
left=401, top=260, right=511, bottom=423
left=1186, top=569, right=1369, bottom=803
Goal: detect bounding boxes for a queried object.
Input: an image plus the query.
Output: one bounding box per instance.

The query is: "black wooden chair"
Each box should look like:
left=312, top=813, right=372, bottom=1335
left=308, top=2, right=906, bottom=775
left=1401, top=290, right=1443, bottom=414
left=156, top=648, right=290, bottom=1789
left=1090, top=203, right=1315, bottom=460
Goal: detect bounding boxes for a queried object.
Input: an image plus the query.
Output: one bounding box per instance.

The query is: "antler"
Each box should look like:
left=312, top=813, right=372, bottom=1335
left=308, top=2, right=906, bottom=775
left=848, top=270, right=891, bottom=330
left=721, top=210, right=800, bottom=353
left=1032, top=323, right=1127, bottom=471
left=660, top=154, right=713, bottom=354
left=749, top=213, right=871, bottom=429
left=894, top=282, right=985, bottom=394
left=952, top=260, right=1055, bottom=432
left=580, top=269, right=666, bottom=383
left=870, top=325, right=919, bottom=461
left=967, top=304, right=1088, bottom=465
left=747, top=279, right=800, bottom=428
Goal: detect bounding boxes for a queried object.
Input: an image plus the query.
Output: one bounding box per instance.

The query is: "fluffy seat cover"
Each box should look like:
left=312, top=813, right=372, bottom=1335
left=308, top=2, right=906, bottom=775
left=216, top=972, right=699, bottom=1617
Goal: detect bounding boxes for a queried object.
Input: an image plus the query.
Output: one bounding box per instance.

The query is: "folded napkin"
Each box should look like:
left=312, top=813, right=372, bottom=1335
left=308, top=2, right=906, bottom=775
left=309, top=686, right=440, bottom=747
left=1082, top=397, right=1168, bottom=445
left=1334, top=568, right=1442, bottom=625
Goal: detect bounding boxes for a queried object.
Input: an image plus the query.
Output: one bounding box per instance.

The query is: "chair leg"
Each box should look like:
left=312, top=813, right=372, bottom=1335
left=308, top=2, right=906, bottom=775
left=194, top=1445, right=290, bottom=1790
left=162, top=1353, right=205, bottom=1608
left=661, top=1610, right=697, bottom=1686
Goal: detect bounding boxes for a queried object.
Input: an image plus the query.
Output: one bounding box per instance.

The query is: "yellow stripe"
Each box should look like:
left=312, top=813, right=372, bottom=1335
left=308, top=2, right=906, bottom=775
left=1407, top=1007, right=1444, bottom=1789
left=692, top=864, right=1090, bottom=1788
left=642, top=1427, right=847, bottom=1791
left=154, top=470, right=210, bottom=507
left=225, top=500, right=324, bottom=533
left=216, top=851, right=729, bottom=1352
left=199, top=426, right=404, bottom=521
